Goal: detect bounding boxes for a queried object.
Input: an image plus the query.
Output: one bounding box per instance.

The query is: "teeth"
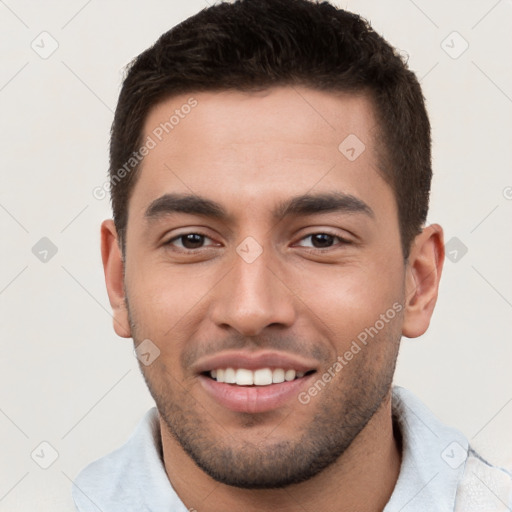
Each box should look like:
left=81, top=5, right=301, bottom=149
left=254, top=368, right=273, bottom=385
left=272, top=368, right=285, bottom=383
left=224, top=367, right=236, bottom=384
left=235, top=368, right=253, bottom=385
left=285, top=369, right=296, bottom=381
left=209, top=367, right=308, bottom=385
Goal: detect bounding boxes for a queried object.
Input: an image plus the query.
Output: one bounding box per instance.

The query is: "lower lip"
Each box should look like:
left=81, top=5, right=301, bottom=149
left=198, top=374, right=315, bottom=414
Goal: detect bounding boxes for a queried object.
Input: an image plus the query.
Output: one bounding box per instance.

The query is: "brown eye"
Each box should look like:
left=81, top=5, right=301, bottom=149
left=310, top=233, right=335, bottom=248
left=296, top=233, right=349, bottom=249
left=167, top=233, right=214, bottom=250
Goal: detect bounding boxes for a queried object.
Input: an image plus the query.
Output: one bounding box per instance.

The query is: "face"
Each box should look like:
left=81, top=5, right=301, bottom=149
left=108, top=87, right=410, bottom=488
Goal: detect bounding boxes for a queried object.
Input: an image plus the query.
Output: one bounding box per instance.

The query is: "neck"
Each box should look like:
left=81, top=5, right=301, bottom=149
left=160, top=392, right=401, bottom=512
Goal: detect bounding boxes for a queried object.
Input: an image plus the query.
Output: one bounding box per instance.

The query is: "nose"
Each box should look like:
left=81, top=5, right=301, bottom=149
left=209, top=245, right=297, bottom=337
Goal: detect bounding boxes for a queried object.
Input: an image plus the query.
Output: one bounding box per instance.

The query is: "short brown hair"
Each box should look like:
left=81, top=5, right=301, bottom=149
left=110, top=0, right=432, bottom=258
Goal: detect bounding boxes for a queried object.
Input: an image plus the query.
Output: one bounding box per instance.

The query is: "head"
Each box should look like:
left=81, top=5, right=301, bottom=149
left=109, top=0, right=432, bottom=259
left=102, top=0, right=444, bottom=490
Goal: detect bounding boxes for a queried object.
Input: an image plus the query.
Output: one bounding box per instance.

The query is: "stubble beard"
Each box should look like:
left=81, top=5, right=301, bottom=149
left=126, top=295, right=401, bottom=489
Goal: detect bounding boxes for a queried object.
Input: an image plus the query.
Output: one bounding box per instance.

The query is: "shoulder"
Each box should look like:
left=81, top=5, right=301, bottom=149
left=390, top=387, right=512, bottom=511
left=71, top=407, right=168, bottom=512
left=455, top=448, right=512, bottom=512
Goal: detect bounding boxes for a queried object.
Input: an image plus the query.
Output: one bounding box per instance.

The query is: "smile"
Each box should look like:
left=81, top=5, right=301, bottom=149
left=194, top=351, right=319, bottom=412
left=207, top=368, right=314, bottom=386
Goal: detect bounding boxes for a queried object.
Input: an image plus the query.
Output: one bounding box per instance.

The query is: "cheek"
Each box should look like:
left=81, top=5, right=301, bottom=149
left=126, top=261, right=214, bottom=333
left=292, top=258, right=404, bottom=342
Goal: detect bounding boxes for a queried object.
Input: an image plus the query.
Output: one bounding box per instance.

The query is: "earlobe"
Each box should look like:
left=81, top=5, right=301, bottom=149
left=101, top=220, right=132, bottom=338
left=402, top=224, right=445, bottom=339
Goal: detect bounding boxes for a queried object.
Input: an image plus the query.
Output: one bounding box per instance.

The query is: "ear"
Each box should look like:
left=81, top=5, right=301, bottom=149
left=101, top=219, right=131, bottom=338
left=402, top=224, right=445, bottom=338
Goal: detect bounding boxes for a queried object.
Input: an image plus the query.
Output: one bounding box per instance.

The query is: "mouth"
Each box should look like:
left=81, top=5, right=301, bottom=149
left=194, top=351, right=319, bottom=413
left=203, top=367, right=316, bottom=386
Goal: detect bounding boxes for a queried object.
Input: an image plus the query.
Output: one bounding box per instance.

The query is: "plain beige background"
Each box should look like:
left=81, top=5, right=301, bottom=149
left=1, top=0, right=511, bottom=510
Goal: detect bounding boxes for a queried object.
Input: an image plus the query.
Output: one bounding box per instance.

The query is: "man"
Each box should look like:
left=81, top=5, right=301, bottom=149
left=72, top=0, right=511, bottom=510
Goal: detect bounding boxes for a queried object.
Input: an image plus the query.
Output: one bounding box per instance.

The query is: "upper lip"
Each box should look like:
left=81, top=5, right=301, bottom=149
left=193, top=350, right=319, bottom=374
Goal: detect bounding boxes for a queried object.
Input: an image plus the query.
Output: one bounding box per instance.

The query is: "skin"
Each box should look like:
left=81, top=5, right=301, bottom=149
left=101, top=86, right=444, bottom=512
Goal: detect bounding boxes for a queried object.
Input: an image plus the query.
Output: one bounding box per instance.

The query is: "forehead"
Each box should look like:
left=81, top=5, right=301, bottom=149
left=130, top=86, right=393, bottom=222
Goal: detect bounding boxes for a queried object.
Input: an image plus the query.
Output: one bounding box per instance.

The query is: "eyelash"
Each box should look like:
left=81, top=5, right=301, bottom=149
left=165, top=231, right=351, bottom=252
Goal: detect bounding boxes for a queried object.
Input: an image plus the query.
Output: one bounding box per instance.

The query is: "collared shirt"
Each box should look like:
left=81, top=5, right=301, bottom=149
left=71, top=387, right=512, bottom=511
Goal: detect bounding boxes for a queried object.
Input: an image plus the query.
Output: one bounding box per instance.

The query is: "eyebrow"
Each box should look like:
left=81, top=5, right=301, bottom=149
left=144, top=191, right=374, bottom=222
